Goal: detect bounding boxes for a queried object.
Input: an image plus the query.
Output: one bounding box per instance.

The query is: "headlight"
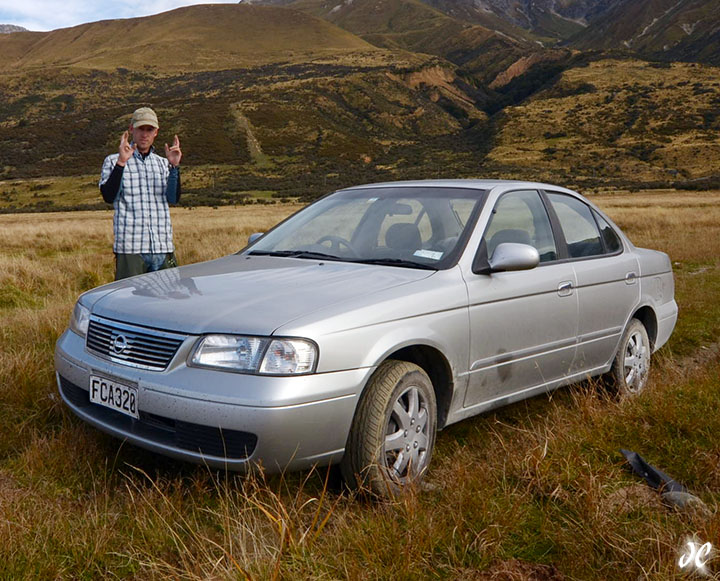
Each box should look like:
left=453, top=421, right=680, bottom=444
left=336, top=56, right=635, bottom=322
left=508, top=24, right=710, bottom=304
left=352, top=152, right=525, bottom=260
left=191, top=335, right=268, bottom=372
left=69, top=302, right=90, bottom=337
left=190, top=335, right=317, bottom=375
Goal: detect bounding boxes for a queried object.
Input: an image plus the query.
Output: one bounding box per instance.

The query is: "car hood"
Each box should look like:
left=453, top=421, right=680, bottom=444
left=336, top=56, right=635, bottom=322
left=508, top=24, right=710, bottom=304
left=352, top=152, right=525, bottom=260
left=87, top=255, right=434, bottom=335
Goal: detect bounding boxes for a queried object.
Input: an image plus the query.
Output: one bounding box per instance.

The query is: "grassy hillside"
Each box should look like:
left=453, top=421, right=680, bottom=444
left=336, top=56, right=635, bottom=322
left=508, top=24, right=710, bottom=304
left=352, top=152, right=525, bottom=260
left=0, top=5, right=516, bottom=210
left=0, top=4, right=375, bottom=72
left=0, top=51, right=496, bottom=210
left=1, top=193, right=720, bottom=578
left=486, top=58, right=720, bottom=189
left=3, top=54, right=719, bottom=211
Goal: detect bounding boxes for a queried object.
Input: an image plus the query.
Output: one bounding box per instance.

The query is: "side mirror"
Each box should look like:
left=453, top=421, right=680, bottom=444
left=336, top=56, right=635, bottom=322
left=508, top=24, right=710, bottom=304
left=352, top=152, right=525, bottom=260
left=488, top=243, right=539, bottom=272
left=248, top=232, right=264, bottom=245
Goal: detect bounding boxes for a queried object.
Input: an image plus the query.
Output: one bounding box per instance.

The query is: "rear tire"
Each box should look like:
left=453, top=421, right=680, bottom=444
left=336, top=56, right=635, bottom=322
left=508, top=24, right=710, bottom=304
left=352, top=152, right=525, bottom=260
left=608, top=318, right=651, bottom=396
left=341, top=360, right=437, bottom=497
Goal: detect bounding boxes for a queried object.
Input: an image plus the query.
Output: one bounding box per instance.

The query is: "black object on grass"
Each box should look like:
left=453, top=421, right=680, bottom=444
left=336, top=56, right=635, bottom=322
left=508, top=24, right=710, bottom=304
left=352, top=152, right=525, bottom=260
left=620, top=448, right=688, bottom=493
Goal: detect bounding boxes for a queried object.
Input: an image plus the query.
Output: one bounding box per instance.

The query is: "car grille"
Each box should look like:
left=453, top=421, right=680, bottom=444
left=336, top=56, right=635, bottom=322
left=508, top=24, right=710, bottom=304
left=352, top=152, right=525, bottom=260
left=86, top=316, right=186, bottom=371
left=58, top=376, right=258, bottom=460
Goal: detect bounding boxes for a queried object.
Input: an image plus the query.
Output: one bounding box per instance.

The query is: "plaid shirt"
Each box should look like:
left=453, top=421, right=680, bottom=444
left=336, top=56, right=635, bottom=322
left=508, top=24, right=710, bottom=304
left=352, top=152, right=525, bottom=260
left=100, top=148, right=174, bottom=254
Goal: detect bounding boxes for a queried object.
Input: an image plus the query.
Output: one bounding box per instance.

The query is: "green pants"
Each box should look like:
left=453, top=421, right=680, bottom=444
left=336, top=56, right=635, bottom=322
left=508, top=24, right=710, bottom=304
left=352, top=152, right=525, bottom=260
left=114, top=253, right=178, bottom=281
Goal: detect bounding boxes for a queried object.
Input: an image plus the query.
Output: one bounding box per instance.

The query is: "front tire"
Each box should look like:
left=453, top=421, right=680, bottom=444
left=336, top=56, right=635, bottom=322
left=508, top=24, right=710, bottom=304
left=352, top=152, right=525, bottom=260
left=341, top=360, right=437, bottom=496
left=609, top=318, right=651, bottom=396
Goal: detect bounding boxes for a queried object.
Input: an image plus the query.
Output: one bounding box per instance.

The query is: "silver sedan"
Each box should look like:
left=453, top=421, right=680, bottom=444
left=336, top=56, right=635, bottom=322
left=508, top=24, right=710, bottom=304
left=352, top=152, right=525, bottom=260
left=55, top=180, right=677, bottom=495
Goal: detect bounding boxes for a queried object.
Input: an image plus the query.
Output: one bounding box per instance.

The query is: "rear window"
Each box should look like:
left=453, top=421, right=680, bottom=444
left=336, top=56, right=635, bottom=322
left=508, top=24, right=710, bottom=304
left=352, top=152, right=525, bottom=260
left=593, top=210, right=623, bottom=253
left=546, top=193, right=603, bottom=258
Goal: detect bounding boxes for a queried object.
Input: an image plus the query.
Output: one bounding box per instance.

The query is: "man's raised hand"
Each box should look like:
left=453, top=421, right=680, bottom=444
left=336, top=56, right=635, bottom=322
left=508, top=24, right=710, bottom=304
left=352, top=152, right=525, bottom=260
left=118, top=131, right=136, bottom=165
left=165, top=135, right=182, bottom=167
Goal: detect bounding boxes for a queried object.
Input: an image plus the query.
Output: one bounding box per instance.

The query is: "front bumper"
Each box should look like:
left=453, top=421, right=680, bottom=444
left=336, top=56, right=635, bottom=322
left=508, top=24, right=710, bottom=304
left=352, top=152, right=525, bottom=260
left=55, top=329, right=371, bottom=472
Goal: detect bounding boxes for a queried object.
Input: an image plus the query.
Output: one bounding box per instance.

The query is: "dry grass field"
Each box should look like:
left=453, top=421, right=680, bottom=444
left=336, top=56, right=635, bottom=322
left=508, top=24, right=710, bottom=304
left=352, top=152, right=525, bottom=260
left=1, top=192, right=720, bottom=579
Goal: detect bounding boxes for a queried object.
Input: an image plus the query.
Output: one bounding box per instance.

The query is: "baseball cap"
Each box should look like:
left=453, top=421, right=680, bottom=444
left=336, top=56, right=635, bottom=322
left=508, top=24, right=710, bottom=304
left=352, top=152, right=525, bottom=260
left=131, top=107, right=159, bottom=128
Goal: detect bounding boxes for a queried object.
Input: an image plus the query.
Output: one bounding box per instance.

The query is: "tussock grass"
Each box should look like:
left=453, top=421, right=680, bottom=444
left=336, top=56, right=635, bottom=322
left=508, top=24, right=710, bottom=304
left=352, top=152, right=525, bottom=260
left=1, top=193, right=720, bottom=578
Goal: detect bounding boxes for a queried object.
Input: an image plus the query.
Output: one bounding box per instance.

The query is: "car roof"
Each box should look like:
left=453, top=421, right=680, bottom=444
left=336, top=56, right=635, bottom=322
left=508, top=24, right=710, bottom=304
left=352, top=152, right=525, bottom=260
left=339, top=179, right=578, bottom=195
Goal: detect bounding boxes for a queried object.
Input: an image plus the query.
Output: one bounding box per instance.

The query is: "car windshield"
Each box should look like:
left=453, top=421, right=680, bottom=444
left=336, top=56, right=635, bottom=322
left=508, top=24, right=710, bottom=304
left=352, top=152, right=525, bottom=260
left=246, top=187, right=486, bottom=269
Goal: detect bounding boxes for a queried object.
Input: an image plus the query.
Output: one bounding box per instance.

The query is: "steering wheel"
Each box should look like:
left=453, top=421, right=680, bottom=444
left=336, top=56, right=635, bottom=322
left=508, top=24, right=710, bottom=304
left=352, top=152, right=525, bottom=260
left=315, top=235, right=359, bottom=257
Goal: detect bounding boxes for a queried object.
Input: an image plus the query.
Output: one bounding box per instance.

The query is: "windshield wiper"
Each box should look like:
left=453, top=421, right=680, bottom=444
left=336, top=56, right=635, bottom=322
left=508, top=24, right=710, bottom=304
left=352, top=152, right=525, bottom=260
left=248, top=250, right=342, bottom=260
left=249, top=251, right=437, bottom=269
left=350, top=258, right=437, bottom=270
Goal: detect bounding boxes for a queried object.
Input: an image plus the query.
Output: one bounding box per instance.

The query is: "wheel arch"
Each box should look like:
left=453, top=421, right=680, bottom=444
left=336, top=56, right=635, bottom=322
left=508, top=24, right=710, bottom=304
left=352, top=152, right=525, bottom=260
left=384, top=345, right=454, bottom=429
left=631, top=305, right=658, bottom=350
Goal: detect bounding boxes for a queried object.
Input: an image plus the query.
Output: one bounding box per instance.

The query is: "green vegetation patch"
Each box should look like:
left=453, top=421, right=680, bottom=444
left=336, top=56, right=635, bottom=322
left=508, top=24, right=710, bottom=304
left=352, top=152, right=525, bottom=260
left=0, top=283, right=40, bottom=309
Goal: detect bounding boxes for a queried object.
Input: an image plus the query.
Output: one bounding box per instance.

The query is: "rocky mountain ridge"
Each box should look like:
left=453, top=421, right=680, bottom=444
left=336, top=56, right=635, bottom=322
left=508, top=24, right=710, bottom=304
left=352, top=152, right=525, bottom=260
left=0, top=24, right=27, bottom=33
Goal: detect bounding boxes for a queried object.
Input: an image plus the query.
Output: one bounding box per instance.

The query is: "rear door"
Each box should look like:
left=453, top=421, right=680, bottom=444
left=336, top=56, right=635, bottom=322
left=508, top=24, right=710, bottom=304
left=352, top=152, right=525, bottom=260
left=543, top=192, right=640, bottom=374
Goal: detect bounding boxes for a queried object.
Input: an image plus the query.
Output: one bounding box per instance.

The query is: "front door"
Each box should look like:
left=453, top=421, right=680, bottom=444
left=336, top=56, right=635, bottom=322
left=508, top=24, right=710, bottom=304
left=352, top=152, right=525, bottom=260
left=463, top=190, right=578, bottom=408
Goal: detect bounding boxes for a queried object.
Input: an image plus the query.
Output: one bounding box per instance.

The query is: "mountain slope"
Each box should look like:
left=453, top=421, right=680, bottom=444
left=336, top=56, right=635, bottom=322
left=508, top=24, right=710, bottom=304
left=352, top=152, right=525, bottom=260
left=486, top=58, right=720, bottom=186
left=570, top=0, right=682, bottom=49
left=0, top=4, right=495, bottom=196
left=268, top=0, right=541, bottom=83
left=349, top=0, right=720, bottom=66
left=0, top=4, right=376, bottom=71
left=569, top=0, right=720, bottom=65
left=245, top=0, right=720, bottom=65
left=0, top=57, right=495, bottom=204
left=1, top=1, right=719, bottom=209
left=421, top=0, right=590, bottom=40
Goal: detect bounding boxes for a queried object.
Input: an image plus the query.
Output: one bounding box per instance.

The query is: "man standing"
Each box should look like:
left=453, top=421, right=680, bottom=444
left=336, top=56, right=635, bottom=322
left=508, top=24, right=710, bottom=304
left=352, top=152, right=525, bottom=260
left=100, top=107, right=183, bottom=280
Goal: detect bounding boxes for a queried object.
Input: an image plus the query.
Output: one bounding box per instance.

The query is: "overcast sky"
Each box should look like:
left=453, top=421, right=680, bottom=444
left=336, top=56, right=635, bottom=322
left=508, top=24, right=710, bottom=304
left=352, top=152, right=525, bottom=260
left=0, top=1, right=242, bottom=31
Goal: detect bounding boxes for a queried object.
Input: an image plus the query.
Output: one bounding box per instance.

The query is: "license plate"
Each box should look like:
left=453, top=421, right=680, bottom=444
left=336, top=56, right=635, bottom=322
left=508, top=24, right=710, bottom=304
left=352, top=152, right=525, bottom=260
left=89, top=375, right=139, bottom=419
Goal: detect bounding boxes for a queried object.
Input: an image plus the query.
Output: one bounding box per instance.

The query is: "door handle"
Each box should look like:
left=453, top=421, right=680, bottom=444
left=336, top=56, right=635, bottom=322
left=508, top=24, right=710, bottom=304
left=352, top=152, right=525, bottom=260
left=625, top=272, right=638, bottom=285
left=557, top=281, right=573, bottom=297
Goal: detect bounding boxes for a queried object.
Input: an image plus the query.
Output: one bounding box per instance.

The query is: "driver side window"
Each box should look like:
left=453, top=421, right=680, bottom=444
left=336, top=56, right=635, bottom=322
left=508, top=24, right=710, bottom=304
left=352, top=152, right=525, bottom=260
left=483, top=190, right=557, bottom=263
